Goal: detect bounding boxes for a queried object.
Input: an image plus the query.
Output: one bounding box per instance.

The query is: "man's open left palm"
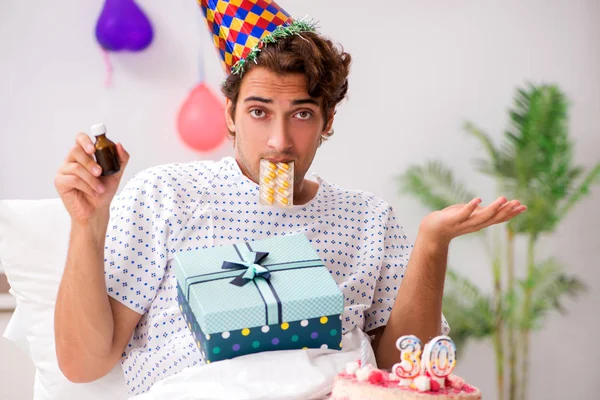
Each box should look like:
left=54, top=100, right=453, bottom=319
left=421, top=196, right=527, bottom=243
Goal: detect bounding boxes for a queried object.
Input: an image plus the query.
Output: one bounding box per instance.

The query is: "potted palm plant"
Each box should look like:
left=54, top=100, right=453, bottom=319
left=397, top=82, right=598, bottom=400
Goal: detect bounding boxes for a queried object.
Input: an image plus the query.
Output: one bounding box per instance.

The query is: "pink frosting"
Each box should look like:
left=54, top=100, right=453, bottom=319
left=446, top=375, right=465, bottom=390
left=463, top=385, right=477, bottom=394
left=338, top=371, right=478, bottom=396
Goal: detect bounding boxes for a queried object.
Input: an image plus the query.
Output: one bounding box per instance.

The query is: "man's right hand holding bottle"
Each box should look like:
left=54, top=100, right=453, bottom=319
left=54, top=132, right=130, bottom=223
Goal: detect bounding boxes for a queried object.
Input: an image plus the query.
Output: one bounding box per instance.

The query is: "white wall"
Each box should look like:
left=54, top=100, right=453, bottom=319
left=1, top=0, right=599, bottom=399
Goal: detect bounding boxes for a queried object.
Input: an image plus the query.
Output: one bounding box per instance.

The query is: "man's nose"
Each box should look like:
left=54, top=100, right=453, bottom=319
left=266, top=119, right=293, bottom=152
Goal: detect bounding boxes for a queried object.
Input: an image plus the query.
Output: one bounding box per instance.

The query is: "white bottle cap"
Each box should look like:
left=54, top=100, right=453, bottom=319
left=91, top=123, right=107, bottom=136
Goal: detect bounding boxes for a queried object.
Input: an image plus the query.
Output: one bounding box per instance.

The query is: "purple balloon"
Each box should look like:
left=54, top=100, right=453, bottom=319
left=95, top=0, right=153, bottom=52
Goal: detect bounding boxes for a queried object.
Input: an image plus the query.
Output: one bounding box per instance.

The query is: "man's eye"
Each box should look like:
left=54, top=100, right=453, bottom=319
left=250, top=109, right=266, bottom=118
left=295, top=111, right=313, bottom=120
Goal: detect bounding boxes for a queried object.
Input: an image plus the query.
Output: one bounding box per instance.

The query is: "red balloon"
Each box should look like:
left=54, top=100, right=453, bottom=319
left=177, top=83, right=228, bottom=152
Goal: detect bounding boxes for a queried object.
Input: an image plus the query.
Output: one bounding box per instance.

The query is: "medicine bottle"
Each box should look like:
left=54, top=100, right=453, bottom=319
left=91, top=123, right=120, bottom=176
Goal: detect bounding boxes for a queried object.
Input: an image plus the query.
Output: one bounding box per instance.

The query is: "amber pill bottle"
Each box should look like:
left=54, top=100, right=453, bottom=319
left=91, top=123, right=120, bottom=176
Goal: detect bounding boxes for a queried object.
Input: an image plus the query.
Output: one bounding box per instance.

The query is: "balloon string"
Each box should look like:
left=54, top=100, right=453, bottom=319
left=198, top=49, right=205, bottom=84
left=103, top=49, right=113, bottom=87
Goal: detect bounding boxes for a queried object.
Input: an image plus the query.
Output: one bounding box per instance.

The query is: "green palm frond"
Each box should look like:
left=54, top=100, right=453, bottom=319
left=473, top=83, right=598, bottom=236
left=463, top=122, right=500, bottom=176
left=507, top=194, right=556, bottom=236
left=442, top=268, right=495, bottom=354
left=502, top=84, right=570, bottom=186
left=516, top=258, right=588, bottom=330
left=558, top=162, right=600, bottom=219
left=502, top=284, right=520, bottom=328
left=397, top=161, right=477, bottom=211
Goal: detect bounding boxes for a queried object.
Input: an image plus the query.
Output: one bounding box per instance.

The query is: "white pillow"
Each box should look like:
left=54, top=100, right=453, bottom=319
left=0, top=198, right=128, bottom=400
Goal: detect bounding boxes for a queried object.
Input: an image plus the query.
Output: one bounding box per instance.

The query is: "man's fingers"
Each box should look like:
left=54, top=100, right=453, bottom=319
left=493, top=200, right=522, bottom=222
left=75, top=132, right=96, bottom=156
left=469, top=197, right=508, bottom=226
left=497, top=203, right=527, bottom=223
left=456, top=198, right=483, bottom=222
left=54, top=174, right=98, bottom=198
left=115, top=143, right=130, bottom=169
left=472, top=200, right=526, bottom=230
left=67, top=145, right=103, bottom=177
left=60, top=162, right=105, bottom=194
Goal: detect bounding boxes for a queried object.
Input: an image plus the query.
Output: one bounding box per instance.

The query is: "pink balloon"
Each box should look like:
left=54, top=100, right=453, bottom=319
left=177, top=83, right=228, bottom=152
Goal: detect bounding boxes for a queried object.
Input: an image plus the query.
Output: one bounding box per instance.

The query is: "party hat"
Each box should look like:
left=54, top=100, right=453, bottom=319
left=197, top=0, right=317, bottom=75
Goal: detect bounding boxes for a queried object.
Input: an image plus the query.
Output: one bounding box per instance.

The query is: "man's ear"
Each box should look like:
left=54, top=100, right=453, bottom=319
left=323, top=110, right=335, bottom=135
left=225, top=98, right=236, bottom=133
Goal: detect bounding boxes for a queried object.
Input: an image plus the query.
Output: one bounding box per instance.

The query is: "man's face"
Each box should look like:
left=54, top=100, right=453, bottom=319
left=225, top=67, right=333, bottom=188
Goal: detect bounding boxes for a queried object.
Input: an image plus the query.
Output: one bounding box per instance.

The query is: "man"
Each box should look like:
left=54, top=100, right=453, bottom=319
left=53, top=0, right=526, bottom=397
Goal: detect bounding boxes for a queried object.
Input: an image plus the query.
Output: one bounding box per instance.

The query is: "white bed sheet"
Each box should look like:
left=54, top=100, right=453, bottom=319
left=131, top=328, right=373, bottom=400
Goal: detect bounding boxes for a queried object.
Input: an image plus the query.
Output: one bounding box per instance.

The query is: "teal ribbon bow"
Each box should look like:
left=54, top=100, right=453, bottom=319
left=221, top=251, right=271, bottom=286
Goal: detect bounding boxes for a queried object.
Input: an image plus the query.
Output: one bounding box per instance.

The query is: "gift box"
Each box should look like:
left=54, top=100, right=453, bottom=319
left=173, top=232, right=344, bottom=363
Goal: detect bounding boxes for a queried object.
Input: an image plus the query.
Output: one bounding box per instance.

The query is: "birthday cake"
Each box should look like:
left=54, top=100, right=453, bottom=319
left=330, top=335, right=481, bottom=400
